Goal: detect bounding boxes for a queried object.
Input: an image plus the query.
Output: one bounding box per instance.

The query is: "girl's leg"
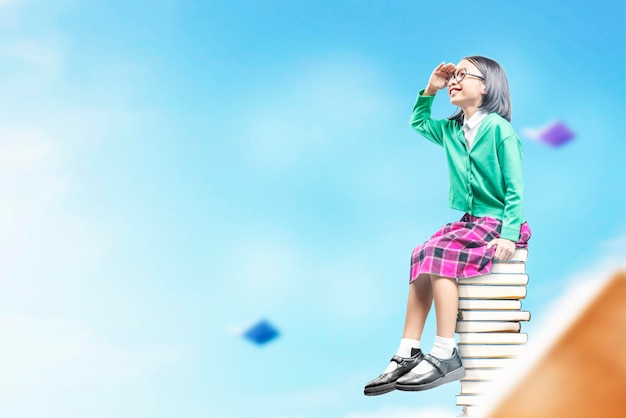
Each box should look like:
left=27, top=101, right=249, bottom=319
left=430, top=274, right=459, bottom=338
left=396, top=274, right=464, bottom=390
left=402, top=274, right=433, bottom=340
left=364, top=274, right=433, bottom=395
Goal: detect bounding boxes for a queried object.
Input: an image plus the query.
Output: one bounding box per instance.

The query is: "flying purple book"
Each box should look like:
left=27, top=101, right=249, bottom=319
left=523, top=121, right=575, bottom=147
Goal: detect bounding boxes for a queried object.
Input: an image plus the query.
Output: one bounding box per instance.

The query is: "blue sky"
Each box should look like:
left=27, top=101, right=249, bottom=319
left=0, top=0, right=623, bottom=417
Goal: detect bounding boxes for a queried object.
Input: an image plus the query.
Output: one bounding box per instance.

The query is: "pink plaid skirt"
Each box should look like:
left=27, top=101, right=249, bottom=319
left=409, top=214, right=531, bottom=282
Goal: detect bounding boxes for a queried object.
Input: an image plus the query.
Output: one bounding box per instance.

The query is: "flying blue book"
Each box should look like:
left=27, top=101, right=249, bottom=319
left=243, top=319, right=279, bottom=345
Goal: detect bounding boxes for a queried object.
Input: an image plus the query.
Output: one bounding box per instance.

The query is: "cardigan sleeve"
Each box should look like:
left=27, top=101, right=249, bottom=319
left=497, top=135, right=525, bottom=241
left=409, top=90, right=447, bottom=146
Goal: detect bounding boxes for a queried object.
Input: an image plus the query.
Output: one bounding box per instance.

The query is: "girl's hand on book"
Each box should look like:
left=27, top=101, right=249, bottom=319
left=487, top=238, right=516, bottom=261
left=424, top=62, right=456, bottom=95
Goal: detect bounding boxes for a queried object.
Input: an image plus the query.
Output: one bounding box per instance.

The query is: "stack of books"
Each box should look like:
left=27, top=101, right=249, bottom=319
left=455, top=248, right=530, bottom=417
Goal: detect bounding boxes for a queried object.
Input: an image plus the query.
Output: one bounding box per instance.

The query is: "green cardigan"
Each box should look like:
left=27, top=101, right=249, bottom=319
left=410, top=90, right=525, bottom=241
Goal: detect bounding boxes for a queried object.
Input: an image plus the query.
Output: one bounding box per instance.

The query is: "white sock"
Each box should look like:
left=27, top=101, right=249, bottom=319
left=430, top=336, right=455, bottom=359
left=398, top=338, right=421, bottom=358
left=382, top=338, right=420, bottom=374
left=410, top=336, right=456, bottom=374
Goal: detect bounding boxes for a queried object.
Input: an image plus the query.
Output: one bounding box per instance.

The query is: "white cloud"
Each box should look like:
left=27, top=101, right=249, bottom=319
left=239, top=56, right=392, bottom=170
left=0, top=37, right=142, bottom=310
left=0, top=128, right=60, bottom=172
left=225, top=366, right=459, bottom=418
left=220, top=228, right=397, bottom=326
left=0, top=314, right=191, bottom=413
left=0, top=128, right=132, bottom=409
left=0, top=0, right=18, bottom=15
left=0, top=120, right=113, bottom=311
left=345, top=406, right=457, bottom=418
left=227, top=232, right=304, bottom=309
left=0, top=11, right=194, bottom=416
left=317, top=260, right=389, bottom=320
left=227, top=374, right=352, bottom=416
left=1, top=38, right=64, bottom=73
left=0, top=37, right=67, bottom=95
left=357, top=161, right=418, bottom=202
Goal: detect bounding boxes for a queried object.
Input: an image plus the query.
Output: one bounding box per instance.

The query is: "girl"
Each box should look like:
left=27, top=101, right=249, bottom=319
left=364, top=56, right=531, bottom=396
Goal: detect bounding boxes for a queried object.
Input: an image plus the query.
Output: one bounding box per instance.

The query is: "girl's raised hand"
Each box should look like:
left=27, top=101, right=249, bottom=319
left=424, top=62, right=456, bottom=95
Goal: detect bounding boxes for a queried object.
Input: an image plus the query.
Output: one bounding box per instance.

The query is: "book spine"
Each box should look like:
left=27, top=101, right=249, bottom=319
left=458, top=332, right=528, bottom=344
left=462, top=358, right=517, bottom=368
left=458, top=344, right=526, bottom=358
left=458, top=299, right=522, bottom=310
left=455, top=321, right=521, bottom=333
left=462, top=273, right=529, bottom=285
left=458, top=285, right=527, bottom=299
left=460, top=381, right=496, bottom=394
left=457, top=310, right=531, bottom=321
left=463, top=367, right=507, bottom=381
left=456, top=394, right=487, bottom=406
left=491, top=262, right=526, bottom=274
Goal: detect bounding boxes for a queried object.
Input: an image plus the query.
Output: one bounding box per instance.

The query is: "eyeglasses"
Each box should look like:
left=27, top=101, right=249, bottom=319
left=448, top=67, right=485, bottom=84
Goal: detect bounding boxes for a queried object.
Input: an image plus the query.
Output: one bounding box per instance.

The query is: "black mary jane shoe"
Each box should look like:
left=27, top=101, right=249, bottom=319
left=395, top=348, right=465, bottom=392
left=363, top=348, right=424, bottom=396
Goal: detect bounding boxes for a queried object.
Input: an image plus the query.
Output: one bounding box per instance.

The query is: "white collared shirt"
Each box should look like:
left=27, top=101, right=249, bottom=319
left=462, top=110, right=489, bottom=149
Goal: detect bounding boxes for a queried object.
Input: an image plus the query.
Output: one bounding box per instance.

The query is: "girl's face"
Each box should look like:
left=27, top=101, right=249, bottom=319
left=448, top=59, right=486, bottom=111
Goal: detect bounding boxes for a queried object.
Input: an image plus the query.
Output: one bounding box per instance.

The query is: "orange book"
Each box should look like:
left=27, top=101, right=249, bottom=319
left=487, top=271, right=626, bottom=418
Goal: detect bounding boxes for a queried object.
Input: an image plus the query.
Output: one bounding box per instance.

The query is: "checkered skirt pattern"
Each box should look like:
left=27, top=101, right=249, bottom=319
left=409, top=214, right=531, bottom=282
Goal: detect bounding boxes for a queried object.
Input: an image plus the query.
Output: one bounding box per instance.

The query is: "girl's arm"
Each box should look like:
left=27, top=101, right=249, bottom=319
left=497, top=135, right=525, bottom=242
left=487, top=135, right=524, bottom=261
left=409, top=62, right=456, bottom=146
